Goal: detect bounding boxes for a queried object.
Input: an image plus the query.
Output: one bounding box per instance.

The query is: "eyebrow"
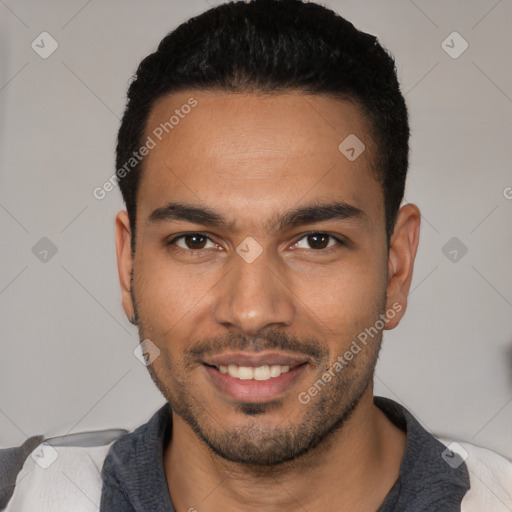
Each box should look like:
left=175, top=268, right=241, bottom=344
left=147, top=200, right=367, bottom=233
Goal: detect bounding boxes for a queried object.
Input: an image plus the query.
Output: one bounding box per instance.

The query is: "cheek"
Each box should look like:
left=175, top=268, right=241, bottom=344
left=296, top=254, right=387, bottom=335
left=133, top=249, right=220, bottom=336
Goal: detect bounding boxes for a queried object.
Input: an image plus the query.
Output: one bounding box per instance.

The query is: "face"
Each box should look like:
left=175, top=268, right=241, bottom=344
left=116, top=91, right=414, bottom=466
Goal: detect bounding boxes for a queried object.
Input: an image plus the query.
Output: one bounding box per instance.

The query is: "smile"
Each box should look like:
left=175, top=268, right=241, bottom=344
left=218, top=364, right=291, bottom=381
left=201, top=351, right=310, bottom=402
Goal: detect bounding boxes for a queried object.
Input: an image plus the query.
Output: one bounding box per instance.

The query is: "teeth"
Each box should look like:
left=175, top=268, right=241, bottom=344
left=218, top=364, right=292, bottom=381
left=238, top=366, right=254, bottom=380
left=254, top=365, right=270, bottom=380
left=270, top=365, right=282, bottom=377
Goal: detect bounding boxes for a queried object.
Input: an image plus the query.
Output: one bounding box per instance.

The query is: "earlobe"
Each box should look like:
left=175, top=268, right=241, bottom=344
left=385, top=203, right=421, bottom=330
left=115, top=210, right=135, bottom=324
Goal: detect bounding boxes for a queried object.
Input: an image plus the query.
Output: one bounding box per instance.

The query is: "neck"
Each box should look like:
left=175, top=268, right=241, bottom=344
left=164, top=387, right=406, bottom=512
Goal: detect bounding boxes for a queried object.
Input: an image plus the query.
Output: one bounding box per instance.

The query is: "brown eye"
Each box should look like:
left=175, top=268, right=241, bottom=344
left=293, top=232, right=341, bottom=251
left=183, top=234, right=207, bottom=249
left=169, top=234, right=216, bottom=250
left=307, top=233, right=330, bottom=249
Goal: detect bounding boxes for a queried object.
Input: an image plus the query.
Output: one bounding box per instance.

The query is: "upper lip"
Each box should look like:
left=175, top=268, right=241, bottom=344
left=203, top=351, right=310, bottom=368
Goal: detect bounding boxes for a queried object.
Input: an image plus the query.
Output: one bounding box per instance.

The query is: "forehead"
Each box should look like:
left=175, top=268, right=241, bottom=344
left=137, top=90, right=383, bottom=232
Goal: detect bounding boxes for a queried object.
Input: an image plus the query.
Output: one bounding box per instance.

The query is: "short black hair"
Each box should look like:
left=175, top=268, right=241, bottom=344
left=116, top=0, right=409, bottom=251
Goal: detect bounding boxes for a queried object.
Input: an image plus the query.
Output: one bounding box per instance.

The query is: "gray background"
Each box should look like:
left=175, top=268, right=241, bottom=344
left=0, top=0, right=511, bottom=459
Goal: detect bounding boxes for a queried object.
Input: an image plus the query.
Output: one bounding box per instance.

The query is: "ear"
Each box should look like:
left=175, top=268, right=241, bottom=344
left=115, top=210, right=135, bottom=324
left=384, top=203, right=421, bottom=330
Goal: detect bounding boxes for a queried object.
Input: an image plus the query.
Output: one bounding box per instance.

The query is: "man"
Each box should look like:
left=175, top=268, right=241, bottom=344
left=1, top=1, right=511, bottom=510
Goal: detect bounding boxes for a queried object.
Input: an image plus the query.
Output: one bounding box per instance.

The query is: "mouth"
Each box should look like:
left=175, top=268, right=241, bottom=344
left=202, top=351, right=310, bottom=403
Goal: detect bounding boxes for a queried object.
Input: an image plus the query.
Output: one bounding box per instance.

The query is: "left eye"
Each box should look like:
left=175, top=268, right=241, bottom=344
left=293, top=233, right=341, bottom=250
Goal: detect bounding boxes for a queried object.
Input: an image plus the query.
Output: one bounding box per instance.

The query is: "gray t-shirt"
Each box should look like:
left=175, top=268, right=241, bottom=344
left=99, top=396, right=470, bottom=511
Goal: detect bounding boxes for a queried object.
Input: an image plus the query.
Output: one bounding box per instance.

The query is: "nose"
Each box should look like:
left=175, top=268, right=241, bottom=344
left=212, top=245, right=296, bottom=336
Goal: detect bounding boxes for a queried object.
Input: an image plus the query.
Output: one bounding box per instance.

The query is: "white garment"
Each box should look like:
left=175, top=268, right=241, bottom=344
left=437, top=438, right=512, bottom=512
left=5, top=442, right=112, bottom=512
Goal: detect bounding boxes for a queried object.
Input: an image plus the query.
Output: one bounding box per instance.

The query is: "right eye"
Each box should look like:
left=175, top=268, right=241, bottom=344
left=166, top=233, right=219, bottom=252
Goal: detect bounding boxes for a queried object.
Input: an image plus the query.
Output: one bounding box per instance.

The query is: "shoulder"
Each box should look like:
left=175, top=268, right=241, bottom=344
left=1, top=429, right=127, bottom=512
left=436, top=436, right=512, bottom=512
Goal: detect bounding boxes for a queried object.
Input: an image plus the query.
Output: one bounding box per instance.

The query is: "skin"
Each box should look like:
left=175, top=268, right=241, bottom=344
left=115, top=90, right=420, bottom=512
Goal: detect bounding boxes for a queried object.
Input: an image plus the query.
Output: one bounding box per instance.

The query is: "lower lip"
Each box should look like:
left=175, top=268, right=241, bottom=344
left=204, top=364, right=308, bottom=403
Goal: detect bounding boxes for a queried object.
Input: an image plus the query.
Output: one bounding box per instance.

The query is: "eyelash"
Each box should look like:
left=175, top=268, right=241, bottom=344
left=165, top=231, right=345, bottom=255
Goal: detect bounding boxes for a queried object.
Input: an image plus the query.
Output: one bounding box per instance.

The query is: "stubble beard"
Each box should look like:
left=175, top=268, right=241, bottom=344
left=131, top=286, right=384, bottom=468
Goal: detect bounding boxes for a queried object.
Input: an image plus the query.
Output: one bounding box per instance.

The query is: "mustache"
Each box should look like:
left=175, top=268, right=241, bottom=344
left=186, top=330, right=327, bottom=365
